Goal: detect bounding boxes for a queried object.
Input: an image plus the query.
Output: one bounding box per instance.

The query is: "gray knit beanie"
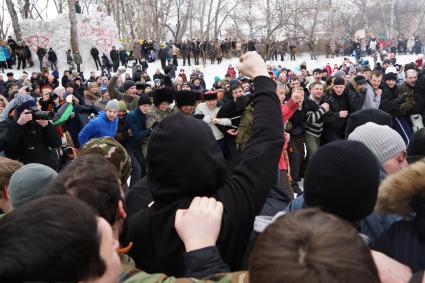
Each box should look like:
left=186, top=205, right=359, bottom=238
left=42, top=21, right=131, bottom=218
left=348, top=122, right=406, bottom=164
left=105, top=99, right=120, bottom=111
left=9, top=163, right=58, bottom=208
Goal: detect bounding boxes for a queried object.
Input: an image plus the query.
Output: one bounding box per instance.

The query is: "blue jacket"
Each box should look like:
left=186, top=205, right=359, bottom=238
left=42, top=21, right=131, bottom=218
left=123, top=108, right=151, bottom=150
left=285, top=195, right=400, bottom=243
left=78, top=111, right=118, bottom=145
left=1, top=46, right=11, bottom=59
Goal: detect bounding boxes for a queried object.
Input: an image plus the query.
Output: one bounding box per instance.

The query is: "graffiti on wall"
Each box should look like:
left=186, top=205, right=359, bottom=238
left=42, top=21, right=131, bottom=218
left=79, top=17, right=119, bottom=54
left=25, top=35, right=50, bottom=51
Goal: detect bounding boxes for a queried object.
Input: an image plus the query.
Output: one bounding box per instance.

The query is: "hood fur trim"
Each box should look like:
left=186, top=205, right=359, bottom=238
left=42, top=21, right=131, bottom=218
left=377, top=158, right=425, bottom=214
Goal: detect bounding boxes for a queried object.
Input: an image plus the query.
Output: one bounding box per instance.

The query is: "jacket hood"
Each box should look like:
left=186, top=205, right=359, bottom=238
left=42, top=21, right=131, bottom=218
left=146, top=112, right=226, bottom=202
left=377, top=158, right=425, bottom=215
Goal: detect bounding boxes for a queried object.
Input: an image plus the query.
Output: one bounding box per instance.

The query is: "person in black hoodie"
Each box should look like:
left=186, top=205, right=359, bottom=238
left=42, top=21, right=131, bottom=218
left=90, top=46, right=101, bottom=70
left=125, top=51, right=283, bottom=276
left=47, top=48, right=57, bottom=70
left=321, top=77, right=350, bottom=143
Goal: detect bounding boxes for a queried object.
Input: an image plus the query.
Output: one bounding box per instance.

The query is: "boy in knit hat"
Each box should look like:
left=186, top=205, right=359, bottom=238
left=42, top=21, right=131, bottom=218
left=115, top=100, right=130, bottom=144
left=348, top=122, right=408, bottom=175
left=78, top=99, right=119, bottom=145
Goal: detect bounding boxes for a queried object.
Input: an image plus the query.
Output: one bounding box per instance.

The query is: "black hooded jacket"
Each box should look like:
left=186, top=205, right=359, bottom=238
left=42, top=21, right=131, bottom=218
left=125, top=76, right=283, bottom=276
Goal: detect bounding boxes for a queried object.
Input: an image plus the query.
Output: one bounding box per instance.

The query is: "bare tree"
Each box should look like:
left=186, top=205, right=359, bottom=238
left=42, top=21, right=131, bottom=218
left=68, top=0, right=79, bottom=52
left=5, top=0, right=22, bottom=41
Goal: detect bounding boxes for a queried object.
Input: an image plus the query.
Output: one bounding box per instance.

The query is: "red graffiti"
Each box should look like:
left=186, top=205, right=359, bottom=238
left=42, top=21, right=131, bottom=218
left=25, top=35, right=50, bottom=51
left=96, top=37, right=113, bottom=53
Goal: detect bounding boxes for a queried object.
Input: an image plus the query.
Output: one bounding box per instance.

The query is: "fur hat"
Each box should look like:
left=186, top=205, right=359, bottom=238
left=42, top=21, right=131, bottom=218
left=384, top=72, right=397, bottom=81
left=153, top=87, right=174, bottom=107
left=175, top=90, right=195, bottom=107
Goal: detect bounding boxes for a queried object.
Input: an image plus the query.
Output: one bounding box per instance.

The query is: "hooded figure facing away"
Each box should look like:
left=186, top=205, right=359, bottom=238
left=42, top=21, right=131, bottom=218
left=125, top=52, right=284, bottom=276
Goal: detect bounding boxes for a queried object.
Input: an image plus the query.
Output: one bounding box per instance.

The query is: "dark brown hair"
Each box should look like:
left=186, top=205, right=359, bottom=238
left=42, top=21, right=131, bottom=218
left=249, top=208, right=380, bottom=283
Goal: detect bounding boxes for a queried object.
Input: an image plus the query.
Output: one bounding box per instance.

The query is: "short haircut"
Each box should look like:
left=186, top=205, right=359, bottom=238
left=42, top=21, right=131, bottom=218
left=0, top=157, right=22, bottom=190
left=249, top=208, right=380, bottom=283
left=292, top=87, right=304, bottom=94
left=406, top=69, right=418, bottom=77
left=371, top=70, right=383, bottom=78
left=0, top=195, right=105, bottom=282
left=309, top=82, right=324, bottom=90
left=47, top=154, right=121, bottom=225
left=312, top=68, right=322, bottom=74
left=230, top=83, right=242, bottom=93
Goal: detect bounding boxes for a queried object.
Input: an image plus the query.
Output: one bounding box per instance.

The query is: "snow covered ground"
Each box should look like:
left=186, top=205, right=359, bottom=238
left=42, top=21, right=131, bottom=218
left=7, top=53, right=420, bottom=89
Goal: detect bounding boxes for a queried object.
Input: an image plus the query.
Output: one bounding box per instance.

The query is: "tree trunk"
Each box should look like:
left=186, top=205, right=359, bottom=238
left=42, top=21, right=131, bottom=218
left=5, top=0, right=23, bottom=41
left=68, top=0, right=79, bottom=52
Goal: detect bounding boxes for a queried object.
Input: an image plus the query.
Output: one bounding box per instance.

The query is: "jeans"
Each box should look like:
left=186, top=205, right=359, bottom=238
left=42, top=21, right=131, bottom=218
left=305, top=133, right=320, bottom=161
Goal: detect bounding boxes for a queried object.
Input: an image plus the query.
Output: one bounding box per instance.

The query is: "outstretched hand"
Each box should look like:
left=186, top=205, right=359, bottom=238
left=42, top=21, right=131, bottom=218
left=235, top=51, right=269, bottom=79
left=175, top=197, right=224, bottom=252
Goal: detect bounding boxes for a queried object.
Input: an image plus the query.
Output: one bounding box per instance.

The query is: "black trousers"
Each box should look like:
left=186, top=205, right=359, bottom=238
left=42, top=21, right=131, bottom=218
left=128, top=149, right=146, bottom=188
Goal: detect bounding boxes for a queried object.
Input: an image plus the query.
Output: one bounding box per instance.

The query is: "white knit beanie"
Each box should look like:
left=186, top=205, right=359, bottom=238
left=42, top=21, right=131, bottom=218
left=348, top=122, right=406, bottom=164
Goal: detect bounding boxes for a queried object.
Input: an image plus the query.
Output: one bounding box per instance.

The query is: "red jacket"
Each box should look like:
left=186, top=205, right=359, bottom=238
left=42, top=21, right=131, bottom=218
left=279, top=98, right=298, bottom=170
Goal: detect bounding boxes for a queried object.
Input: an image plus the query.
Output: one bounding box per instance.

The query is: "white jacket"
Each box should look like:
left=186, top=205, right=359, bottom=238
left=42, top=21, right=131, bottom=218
left=194, top=103, right=231, bottom=140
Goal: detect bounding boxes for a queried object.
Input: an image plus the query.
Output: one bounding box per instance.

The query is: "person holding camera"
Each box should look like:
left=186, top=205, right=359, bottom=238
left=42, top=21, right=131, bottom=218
left=0, top=94, right=62, bottom=171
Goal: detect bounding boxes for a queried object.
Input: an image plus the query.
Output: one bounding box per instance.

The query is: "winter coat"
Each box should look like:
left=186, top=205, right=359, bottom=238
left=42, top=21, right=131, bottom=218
left=90, top=47, right=100, bottom=58
left=372, top=159, right=425, bottom=272
left=107, top=76, right=139, bottom=111
left=380, top=84, right=407, bottom=117
left=1, top=119, right=61, bottom=170
left=73, top=53, right=82, bottom=64
left=110, top=49, right=119, bottom=61
left=158, top=48, right=168, bottom=60
left=0, top=48, right=6, bottom=62
left=133, top=43, right=142, bottom=59
left=363, top=84, right=382, bottom=109
left=36, top=47, right=46, bottom=59
left=285, top=194, right=399, bottom=244
left=48, top=50, right=57, bottom=62
left=346, top=82, right=366, bottom=113
left=78, top=111, right=118, bottom=145
left=123, top=108, right=152, bottom=150
left=397, top=83, right=417, bottom=116
left=125, top=77, right=283, bottom=276
left=321, top=89, right=350, bottom=130
left=1, top=46, right=10, bottom=60
left=145, top=106, right=171, bottom=129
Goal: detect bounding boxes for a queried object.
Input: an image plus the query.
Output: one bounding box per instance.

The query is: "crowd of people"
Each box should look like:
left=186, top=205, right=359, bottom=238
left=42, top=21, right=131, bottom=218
left=0, top=37, right=425, bottom=282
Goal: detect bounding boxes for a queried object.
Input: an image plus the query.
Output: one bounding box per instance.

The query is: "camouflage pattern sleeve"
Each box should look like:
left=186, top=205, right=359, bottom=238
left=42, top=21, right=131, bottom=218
left=123, top=271, right=249, bottom=283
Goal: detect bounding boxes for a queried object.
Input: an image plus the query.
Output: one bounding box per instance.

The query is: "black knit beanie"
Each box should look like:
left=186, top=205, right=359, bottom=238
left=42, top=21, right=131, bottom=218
left=304, top=140, right=380, bottom=222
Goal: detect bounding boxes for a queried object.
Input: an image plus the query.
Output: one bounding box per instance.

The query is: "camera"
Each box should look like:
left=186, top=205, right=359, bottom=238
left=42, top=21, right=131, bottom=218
left=50, top=92, right=58, bottom=100
left=31, top=109, right=54, bottom=120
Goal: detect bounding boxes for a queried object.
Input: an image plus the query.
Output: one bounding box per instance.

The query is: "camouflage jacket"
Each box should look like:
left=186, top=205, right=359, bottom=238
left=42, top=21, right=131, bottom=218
left=398, top=83, right=416, bottom=115
left=146, top=106, right=172, bottom=128
left=124, top=271, right=248, bottom=283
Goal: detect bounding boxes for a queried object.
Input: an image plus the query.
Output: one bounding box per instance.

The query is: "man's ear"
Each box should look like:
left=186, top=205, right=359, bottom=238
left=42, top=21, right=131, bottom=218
left=117, top=200, right=127, bottom=220
left=0, top=185, right=9, bottom=200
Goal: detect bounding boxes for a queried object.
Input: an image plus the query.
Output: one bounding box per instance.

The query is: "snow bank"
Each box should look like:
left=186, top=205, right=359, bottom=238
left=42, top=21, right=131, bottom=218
left=20, top=11, right=120, bottom=70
